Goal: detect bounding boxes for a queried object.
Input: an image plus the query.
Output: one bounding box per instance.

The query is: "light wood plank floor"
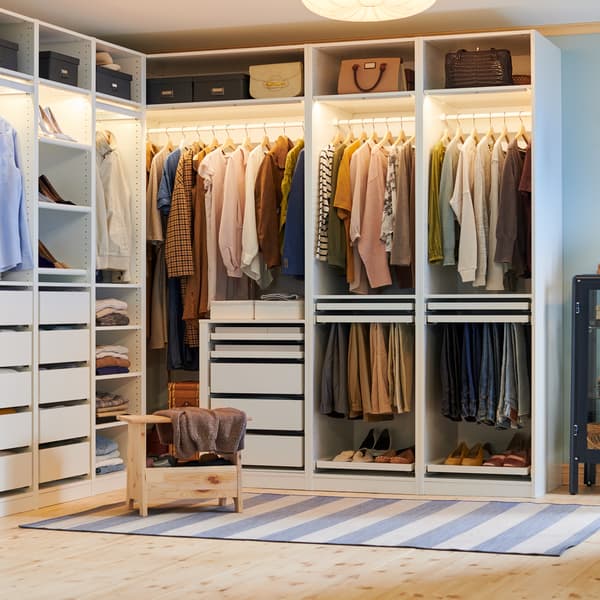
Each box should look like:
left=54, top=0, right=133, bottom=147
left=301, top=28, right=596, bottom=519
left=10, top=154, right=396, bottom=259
left=3, top=487, right=600, bottom=599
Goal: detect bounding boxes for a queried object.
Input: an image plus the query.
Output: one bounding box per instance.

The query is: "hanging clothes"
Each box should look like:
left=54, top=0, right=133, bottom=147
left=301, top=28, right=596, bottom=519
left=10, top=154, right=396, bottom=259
left=380, top=145, right=398, bottom=254
left=157, top=148, right=181, bottom=216
left=368, top=323, right=393, bottom=420
left=473, top=133, right=493, bottom=287
left=427, top=140, right=445, bottom=264
left=327, top=143, right=348, bottom=270
left=440, top=323, right=462, bottom=422
left=0, top=117, right=32, bottom=273
left=315, top=144, right=334, bottom=262
left=347, top=322, right=370, bottom=419
left=486, top=136, right=507, bottom=291
left=281, top=149, right=305, bottom=276
left=279, top=138, right=304, bottom=240
left=320, top=322, right=349, bottom=418
left=439, top=136, right=461, bottom=266
left=388, top=323, right=414, bottom=414
left=96, top=130, right=132, bottom=281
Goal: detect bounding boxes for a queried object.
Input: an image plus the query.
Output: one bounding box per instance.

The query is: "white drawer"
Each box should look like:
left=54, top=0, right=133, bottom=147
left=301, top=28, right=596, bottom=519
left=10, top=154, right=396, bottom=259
left=211, top=362, right=303, bottom=395
left=0, top=331, right=32, bottom=367
left=211, top=397, right=303, bottom=431
left=0, top=371, right=31, bottom=409
left=211, top=300, right=255, bottom=320
left=40, top=291, right=90, bottom=325
left=39, top=366, right=90, bottom=405
left=0, top=412, right=31, bottom=451
left=39, top=329, right=90, bottom=364
left=254, top=300, right=304, bottom=320
left=0, top=452, right=32, bottom=492
left=244, top=434, right=303, bottom=468
left=0, top=291, right=33, bottom=326
left=39, top=441, right=90, bottom=483
left=39, top=404, right=90, bottom=444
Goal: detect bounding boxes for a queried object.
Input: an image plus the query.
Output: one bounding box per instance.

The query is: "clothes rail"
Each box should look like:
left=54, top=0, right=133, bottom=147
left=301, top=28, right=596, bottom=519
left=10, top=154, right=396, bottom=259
left=440, top=111, right=532, bottom=121
left=147, top=121, right=305, bottom=135
left=333, top=116, right=416, bottom=126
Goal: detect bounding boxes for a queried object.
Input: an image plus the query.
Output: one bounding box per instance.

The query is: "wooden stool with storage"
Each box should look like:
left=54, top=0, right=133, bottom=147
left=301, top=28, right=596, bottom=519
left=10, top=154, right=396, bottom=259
left=117, top=414, right=243, bottom=517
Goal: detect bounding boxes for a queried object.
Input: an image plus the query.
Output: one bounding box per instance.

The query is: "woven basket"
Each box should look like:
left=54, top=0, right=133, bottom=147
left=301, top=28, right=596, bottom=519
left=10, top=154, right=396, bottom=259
left=587, top=422, right=600, bottom=449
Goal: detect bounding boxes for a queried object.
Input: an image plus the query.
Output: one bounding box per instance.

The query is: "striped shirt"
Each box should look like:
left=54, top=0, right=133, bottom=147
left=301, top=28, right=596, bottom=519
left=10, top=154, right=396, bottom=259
left=315, top=145, right=334, bottom=261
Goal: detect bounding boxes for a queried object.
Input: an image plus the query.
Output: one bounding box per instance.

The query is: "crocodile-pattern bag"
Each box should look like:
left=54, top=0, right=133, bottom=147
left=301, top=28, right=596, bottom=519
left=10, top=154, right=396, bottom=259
left=445, top=48, right=513, bottom=88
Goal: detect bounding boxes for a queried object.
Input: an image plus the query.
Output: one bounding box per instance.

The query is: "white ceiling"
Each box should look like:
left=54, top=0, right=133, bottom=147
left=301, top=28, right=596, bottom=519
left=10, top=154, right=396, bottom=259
left=4, top=0, right=600, bottom=52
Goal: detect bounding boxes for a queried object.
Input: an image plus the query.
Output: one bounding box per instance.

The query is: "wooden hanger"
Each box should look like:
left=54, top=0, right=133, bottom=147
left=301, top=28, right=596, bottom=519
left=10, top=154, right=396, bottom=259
left=241, top=124, right=254, bottom=151
left=486, top=112, right=496, bottom=142
left=451, top=115, right=464, bottom=145
left=331, top=122, right=344, bottom=146
left=342, top=123, right=356, bottom=145
left=220, top=125, right=237, bottom=153
left=393, top=115, right=407, bottom=146
left=178, top=127, right=187, bottom=150
left=368, top=118, right=379, bottom=143
left=261, top=123, right=271, bottom=150
left=376, top=118, right=394, bottom=149
left=515, top=112, right=530, bottom=148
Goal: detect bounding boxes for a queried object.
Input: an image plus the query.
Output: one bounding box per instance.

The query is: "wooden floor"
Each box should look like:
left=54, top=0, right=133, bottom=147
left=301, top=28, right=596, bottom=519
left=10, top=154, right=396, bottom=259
left=3, top=487, right=600, bottom=599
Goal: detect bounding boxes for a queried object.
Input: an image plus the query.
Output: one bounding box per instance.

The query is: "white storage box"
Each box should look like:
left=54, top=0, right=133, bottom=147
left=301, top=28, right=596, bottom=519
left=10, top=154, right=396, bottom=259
left=0, top=291, right=33, bottom=326
left=210, top=300, right=255, bottom=320
left=0, top=331, right=32, bottom=367
left=40, top=291, right=90, bottom=325
left=0, top=452, right=32, bottom=492
left=39, top=366, right=89, bottom=405
left=211, top=362, right=304, bottom=395
left=254, top=300, right=304, bottom=320
left=244, top=434, right=304, bottom=467
left=211, top=397, right=303, bottom=431
left=0, top=370, right=31, bottom=409
left=39, top=441, right=90, bottom=483
left=39, top=403, right=90, bottom=444
left=39, top=328, right=89, bottom=364
left=0, top=411, right=31, bottom=450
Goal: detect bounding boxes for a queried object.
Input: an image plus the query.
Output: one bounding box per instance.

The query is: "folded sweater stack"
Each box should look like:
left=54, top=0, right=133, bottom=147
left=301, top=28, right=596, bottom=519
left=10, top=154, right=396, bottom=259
left=96, top=344, right=130, bottom=375
left=96, top=298, right=129, bottom=326
left=95, top=433, right=124, bottom=475
left=96, top=391, right=128, bottom=418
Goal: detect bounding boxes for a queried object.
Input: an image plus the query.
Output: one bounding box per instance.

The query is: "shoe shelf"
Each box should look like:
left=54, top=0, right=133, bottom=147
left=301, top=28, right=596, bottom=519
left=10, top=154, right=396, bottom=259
left=95, top=371, right=142, bottom=381
left=426, top=462, right=530, bottom=477
left=316, top=459, right=415, bottom=473
left=315, top=296, right=415, bottom=324
left=38, top=268, right=88, bottom=277
left=95, top=325, right=141, bottom=332
left=38, top=136, right=92, bottom=152
left=37, top=281, right=91, bottom=289
left=38, top=202, right=91, bottom=214
left=95, top=420, right=128, bottom=431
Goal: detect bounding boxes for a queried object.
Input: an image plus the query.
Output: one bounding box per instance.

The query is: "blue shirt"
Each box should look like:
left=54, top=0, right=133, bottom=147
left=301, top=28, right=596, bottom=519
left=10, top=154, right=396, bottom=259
left=282, top=149, right=305, bottom=277
left=157, top=148, right=181, bottom=216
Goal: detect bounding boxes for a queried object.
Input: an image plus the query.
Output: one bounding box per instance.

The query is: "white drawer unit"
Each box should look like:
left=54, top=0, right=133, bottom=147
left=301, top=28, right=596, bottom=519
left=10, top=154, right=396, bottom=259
left=39, top=404, right=90, bottom=444
left=0, top=452, right=32, bottom=492
left=0, top=412, right=31, bottom=451
left=211, top=397, right=303, bottom=431
left=39, top=441, right=90, bottom=483
left=39, top=329, right=90, bottom=364
left=211, top=362, right=303, bottom=395
left=0, top=370, right=31, bottom=409
left=39, top=366, right=90, bottom=405
left=0, top=291, right=33, bottom=326
left=39, top=291, right=90, bottom=325
left=0, top=331, right=32, bottom=367
left=244, top=434, right=304, bottom=468
left=211, top=300, right=255, bottom=320
left=254, top=300, right=304, bottom=320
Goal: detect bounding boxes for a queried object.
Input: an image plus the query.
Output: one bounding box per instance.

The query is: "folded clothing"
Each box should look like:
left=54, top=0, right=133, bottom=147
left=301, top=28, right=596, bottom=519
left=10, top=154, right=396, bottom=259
left=96, top=313, right=130, bottom=326
left=95, top=449, right=120, bottom=463
left=96, top=457, right=124, bottom=468
left=96, top=307, right=129, bottom=319
left=96, top=433, right=118, bottom=456
left=260, top=293, right=301, bottom=301
left=96, top=366, right=130, bottom=376
left=96, top=463, right=125, bottom=475
left=96, top=344, right=129, bottom=356
left=96, top=351, right=129, bottom=360
left=96, top=298, right=128, bottom=313
left=96, top=356, right=131, bottom=369
left=96, top=404, right=128, bottom=415
left=96, top=392, right=126, bottom=408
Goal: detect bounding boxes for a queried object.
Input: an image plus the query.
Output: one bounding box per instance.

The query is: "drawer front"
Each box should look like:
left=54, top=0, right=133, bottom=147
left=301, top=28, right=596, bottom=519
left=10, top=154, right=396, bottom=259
left=211, top=362, right=303, bottom=395
left=211, top=397, right=303, bottom=431
left=39, top=404, right=90, bottom=444
left=0, top=331, right=32, bottom=366
left=39, top=441, right=90, bottom=483
left=0, top=371, right=31, bottom=409
left=0, top=412, right=31, bottom=450
left=254, top=300, right=304, bottom=320
left=39, top=329, right=90, bottom=364
left=0, top=291, right=33, bottom=325
left=244, top=434, right=303, bottom=468
left=39, top=366, right=90, bottom=405
left=40, top=291, right=90, bottom=325
left=0, top=452, right=32, bottom=492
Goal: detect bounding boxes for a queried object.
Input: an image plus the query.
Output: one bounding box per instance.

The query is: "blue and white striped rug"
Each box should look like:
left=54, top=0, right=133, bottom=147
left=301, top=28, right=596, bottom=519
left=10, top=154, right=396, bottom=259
left=20, top=493, right=600, bottom=556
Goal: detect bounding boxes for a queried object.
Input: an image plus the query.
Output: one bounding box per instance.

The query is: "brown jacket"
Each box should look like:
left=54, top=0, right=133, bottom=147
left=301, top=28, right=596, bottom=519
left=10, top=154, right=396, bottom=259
left=254, top=136, right=293, bottom=268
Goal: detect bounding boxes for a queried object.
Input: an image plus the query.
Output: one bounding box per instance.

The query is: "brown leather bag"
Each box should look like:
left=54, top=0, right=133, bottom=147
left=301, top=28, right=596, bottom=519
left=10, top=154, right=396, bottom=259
left=167, top=381, right=200, bottom=461
left=337, top=57, right=406, bottom=95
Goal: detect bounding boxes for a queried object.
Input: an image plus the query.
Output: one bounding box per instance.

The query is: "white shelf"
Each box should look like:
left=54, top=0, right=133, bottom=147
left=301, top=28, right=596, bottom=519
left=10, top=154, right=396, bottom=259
left=426, top=293, right=532, bottom=300
left=95, top=421, right=127, bottom=431
left=95, top=94, right=142, bottom=115
left=316, top=315, right=414, bottom=324
left=0, top=69, right=34, bottom=94
left=424, top=85, right=531, bottom=109
left=316, top=459, right=415, bottom=473
left=315, top=294, right=416, bottom=300
left=38, top=136, right=91, bottom=152
left=38, top=268, right=88, bottom=277
left=210, top=350, right=304, bottom=360
left=211, top=332, right=304, bottom=341
left=95, top=371, right=142, bottom=381
left=314, top=91, right=415, bottom=114
left=209, top=319, right=305, bottom=325
left=95, top=283, right=142, bottom=289
left=38, top=78, right=91, bottom=97
left=38, top=202, right=91, bottom=214
left=0, top=281, right=32, bottom=288
left=95, top=326, right=141, bottom=332
left=426, top=462, right=530, bottom=476
left=38, top=282, right=91, bottom=289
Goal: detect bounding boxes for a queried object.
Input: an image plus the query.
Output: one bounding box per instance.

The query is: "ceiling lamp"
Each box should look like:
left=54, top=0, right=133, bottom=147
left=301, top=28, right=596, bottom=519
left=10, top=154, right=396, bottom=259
left=302, top=0, right=437, bottom=22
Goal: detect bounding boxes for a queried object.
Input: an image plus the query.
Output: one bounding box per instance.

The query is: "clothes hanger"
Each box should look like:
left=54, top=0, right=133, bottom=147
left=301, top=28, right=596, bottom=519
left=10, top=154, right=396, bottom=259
left=220, top=124, right=237, bottom=153
left=178, top=127, right=187, bottom=150
left=393, top=115, right=407, bottom=146
left=440, top=116, right=452, bottom=145
left=368, top=118, right=379, bottom=143
left=261, top=123, right=271, bottom=150
left=486, top=112, right=496, bottom=142
left=451, top=114, right=464, bottom=145
left=469, top=114, right=479, bottom=143
left=342, top=122, right=355, bottom=145
left=376, top=118, right=394, bottom=149
left=242, top=124, right=254, bottom=151
left=331, top=122, right=344, bottom=146
left=515, top=111, right=530, bottom=148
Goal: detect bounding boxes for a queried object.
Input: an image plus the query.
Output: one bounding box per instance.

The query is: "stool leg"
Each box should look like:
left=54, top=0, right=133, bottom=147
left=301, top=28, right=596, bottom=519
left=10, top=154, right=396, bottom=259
left=234, top=496, right=243, bottom=513
left=218, top=498, right=227, bottom=506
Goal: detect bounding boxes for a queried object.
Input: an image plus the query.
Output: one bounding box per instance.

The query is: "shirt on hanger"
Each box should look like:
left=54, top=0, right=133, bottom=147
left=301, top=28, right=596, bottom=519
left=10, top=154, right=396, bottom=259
left=281, top=149, right=305, bottom=276
left=428, top=141, right=445, bottom=264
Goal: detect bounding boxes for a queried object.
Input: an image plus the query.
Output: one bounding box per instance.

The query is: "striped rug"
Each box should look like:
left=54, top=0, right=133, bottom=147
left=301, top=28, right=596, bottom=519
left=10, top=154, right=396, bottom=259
left=20, top=493, right=600, bottom=556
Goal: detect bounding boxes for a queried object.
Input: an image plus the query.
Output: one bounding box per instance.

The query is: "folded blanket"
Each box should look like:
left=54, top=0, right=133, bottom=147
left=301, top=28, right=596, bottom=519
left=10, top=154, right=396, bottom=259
left=96, top=392, right=126, bottom=408
left=96, top=307, right=128, bottom=319
left=96, top=366, right=129, bottom=376
left=96, top=434, right=118, bottom=456
left=96, top=344, right=129, bottom=355
left=155, top=407, right=246, bottom=458
left=96, top=356, right=131, bottom=369
left=95, top=298, right=128, bottom=312
left=96, top=463, right=125, bottom=475
left=95, top=449, right=120, bottom=462
left=96, top=313, right=130, bottom=326
left=96, top=351, right=129, bottom=360
left=96, top=457, right=124, bottom=468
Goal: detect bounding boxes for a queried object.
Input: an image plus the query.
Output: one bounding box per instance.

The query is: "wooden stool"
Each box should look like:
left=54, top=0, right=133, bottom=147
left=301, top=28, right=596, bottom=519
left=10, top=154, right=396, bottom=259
left=117, top=414, right=243, bottom=517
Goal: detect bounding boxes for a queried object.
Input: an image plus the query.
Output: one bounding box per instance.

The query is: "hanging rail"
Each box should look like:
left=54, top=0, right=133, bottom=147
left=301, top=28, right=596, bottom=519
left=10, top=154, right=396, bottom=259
left=147, top=121, right=304, bottom=135
left=440, top=111, right=532, bottom=121
left=333, top=116, right=416, bottom=127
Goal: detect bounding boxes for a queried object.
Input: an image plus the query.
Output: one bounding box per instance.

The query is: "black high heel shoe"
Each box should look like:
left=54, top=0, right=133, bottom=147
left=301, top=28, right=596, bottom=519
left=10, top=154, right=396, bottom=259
left=371, top=429, right=392, bottom=456
left=358, top=428, right=375, bottom=450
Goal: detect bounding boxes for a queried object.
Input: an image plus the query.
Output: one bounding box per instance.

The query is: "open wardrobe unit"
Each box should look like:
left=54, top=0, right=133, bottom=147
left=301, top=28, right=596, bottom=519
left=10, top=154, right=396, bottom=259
left=0, top=5, right=562, bottom=517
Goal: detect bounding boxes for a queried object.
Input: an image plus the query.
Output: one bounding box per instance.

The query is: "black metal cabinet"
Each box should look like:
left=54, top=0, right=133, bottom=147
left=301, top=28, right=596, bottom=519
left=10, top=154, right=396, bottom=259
left=570, top=275, right=600, bottom=493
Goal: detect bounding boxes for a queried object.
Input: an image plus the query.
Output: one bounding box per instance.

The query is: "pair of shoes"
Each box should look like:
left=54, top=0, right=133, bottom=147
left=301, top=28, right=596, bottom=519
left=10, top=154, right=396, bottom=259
left=38, top=105, right=76, bottom=142
left=332, top=450, right=354, bottom=462
left=444, top=442, right=489, bottom=466
left=374, top=446, right=415, bottom=464
left=483, top=433, right=530, bottom=468
left=38, top=175, right=75, bottom=205
left=358, top=428, right=392, bottom=457
left=39, top=240, right=70, bottom=269
left=352, top=449, right=374, bottom=463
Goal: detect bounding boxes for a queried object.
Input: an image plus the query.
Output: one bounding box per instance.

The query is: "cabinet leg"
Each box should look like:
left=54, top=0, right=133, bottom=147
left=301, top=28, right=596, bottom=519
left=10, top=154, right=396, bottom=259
left=584, top=462, right=596, bottom=486
left=569, top=461, right=579, bottom=494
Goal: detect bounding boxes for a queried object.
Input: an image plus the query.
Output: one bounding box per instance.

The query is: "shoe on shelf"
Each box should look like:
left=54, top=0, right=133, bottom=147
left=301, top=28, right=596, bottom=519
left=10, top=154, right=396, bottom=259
left=390, top=447, right=415, bottom=465
left=371, top=428, right=392, bottom=457
left=374, top=449, right=396, bottom=463
left=38, top=240, right=70, bottom=269
left=332, top=450, right=354, bottom=462
left=38, top=105, right=76, bottom=142
left=461, top=443, right=484, bottom=466
left=352, top=449, right=374, bottom=463
left=39, top=174, right=75, bottom=205
left=444, top=441, right=468, bottom=465
left=358, top=428, right=375, bottom=451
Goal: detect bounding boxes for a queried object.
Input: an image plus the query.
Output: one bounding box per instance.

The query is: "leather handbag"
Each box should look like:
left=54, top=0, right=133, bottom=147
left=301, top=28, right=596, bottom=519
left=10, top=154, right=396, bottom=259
left=167, top=381, right=200, bottom=461
left=444, top=48, right=513, bottom=88
left=249, top=62, right=303, bottom=99
left=337, top=57, right=406, bottom=95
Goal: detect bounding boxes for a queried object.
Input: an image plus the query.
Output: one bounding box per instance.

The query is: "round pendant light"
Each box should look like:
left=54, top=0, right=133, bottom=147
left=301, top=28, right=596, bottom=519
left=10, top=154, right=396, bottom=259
left=302, top=0, right=437, bottom=22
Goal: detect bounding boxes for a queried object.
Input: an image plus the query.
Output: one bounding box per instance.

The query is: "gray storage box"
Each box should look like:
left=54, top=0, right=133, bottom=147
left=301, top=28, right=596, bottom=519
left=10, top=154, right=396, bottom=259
left=39, top=51, right=80, bottom=87
left=193, top=73, right=250, bottom=102
left=0, top=38, right=18, bottom=72
left=96, top=66, right=133, bottom=100
left=146, top=77, right=193, bottom=104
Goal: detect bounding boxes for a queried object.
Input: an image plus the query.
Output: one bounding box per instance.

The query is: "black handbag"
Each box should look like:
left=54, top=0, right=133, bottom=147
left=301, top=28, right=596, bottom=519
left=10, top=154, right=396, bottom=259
left=444, top=48, right=513, bottom=88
